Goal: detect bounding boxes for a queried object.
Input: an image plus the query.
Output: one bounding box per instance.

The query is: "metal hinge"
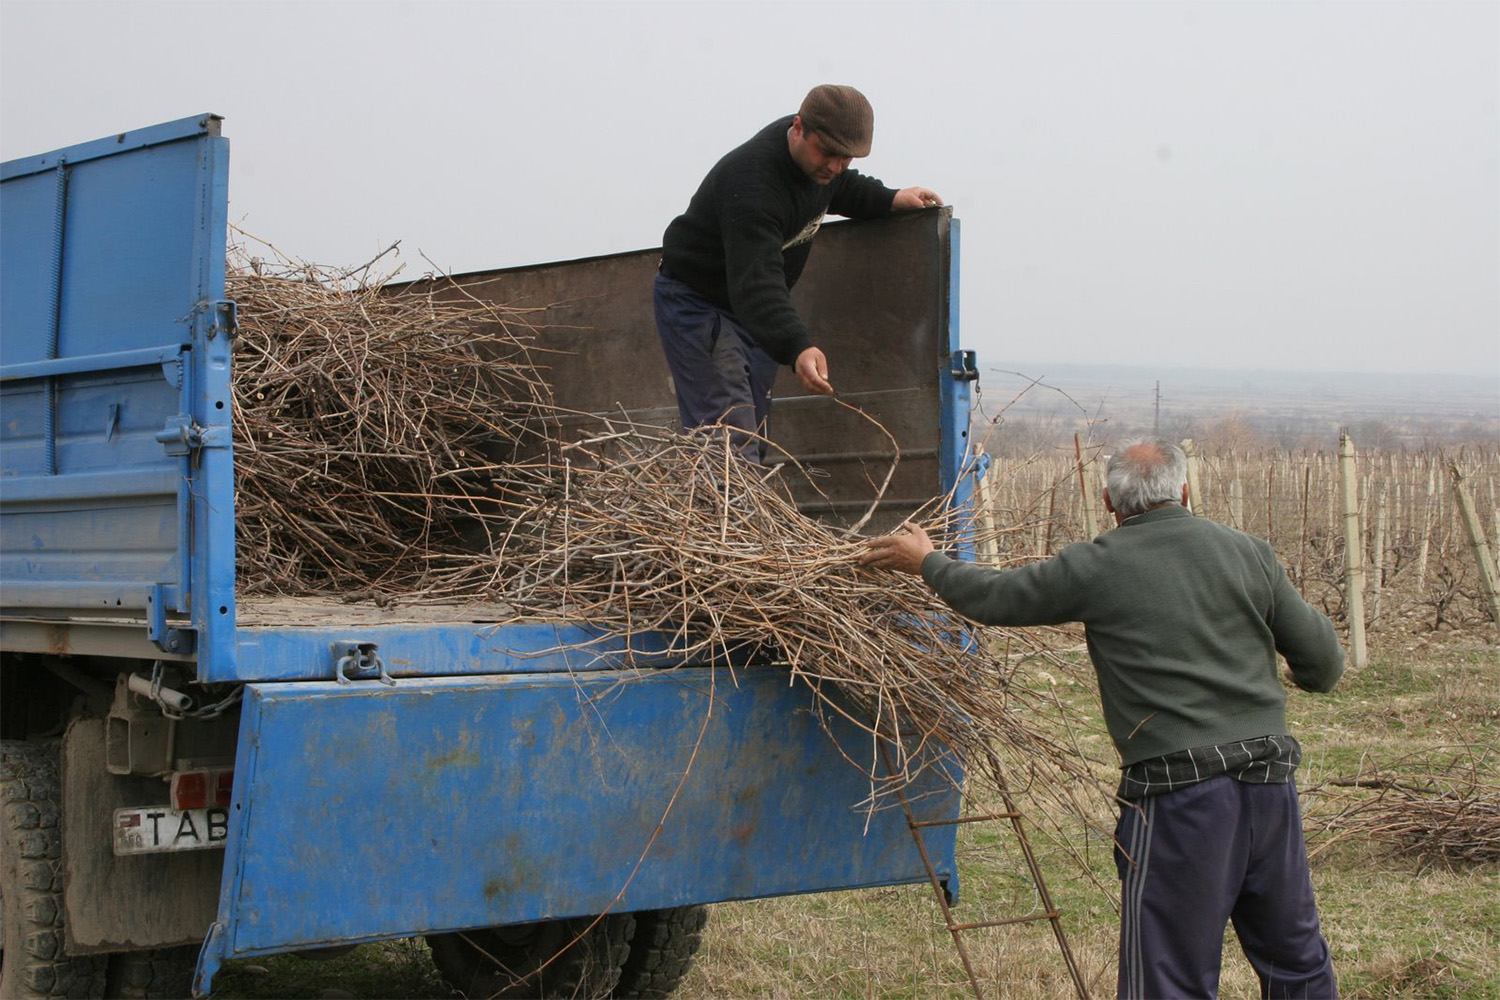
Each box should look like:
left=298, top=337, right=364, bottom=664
left=332, top=641, right=395, bottom=686
left=208, top=299, right=237, bottom=339
left=147, top=584, right=196, bottom=655
left=949, top=350, right=979, bottom=382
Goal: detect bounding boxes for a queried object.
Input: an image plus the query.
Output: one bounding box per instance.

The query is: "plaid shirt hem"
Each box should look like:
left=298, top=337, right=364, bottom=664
left=1118, top=735, right=1302, bottom=800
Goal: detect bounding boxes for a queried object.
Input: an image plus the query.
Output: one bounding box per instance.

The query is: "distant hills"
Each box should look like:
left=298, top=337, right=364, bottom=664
left=974, top=362, right=1499, bottom=450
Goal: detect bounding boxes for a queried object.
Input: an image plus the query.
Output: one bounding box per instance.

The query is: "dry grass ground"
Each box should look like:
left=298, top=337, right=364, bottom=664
left=209, top=631, right=1497, bottom=1000
left=662, top=633, right=1498, bottom=1000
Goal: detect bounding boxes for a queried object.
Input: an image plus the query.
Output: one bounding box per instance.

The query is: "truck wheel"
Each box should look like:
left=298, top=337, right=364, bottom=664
left=1, top=740, right=108, bottom=999
left=104, top=946, right=197, bottom=999
left=426, top=913, right=635, bottom=999
left=611, top=905, right=708, bottom=999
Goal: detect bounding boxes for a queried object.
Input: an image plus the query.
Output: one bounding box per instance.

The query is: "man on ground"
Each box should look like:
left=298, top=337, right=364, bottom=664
left=860, top=438, right=1345, bottom=999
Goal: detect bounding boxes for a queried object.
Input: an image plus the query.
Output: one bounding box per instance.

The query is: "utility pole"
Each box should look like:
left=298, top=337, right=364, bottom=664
left=1153, top=381, right=1161, bottom=436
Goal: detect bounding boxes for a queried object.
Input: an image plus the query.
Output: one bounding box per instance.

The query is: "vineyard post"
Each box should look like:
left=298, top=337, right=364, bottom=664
left=1094, top=462, right=1109, bottom=525
left=1388, top=458, right=1397, bottom=536
left=1450, top=461, right=1500, bottom=626
left=1372, top=481, right=1388, bottom=621
left=1182, top=438, right=1203, bottom=516
left=1075, top=433, right=1099, bottom=539
left=1266, top=461, right=1276, bottom=544
left=1417, top=460, right=1435, bottom=592
left=1435, top=470, right=1448, bottom=562
left=1324, top=452, right=1336, bottom=544
left=1339, top=433, right=1368, bottom=668
left=973, top=443, right=1000, bottom=566
left=1032, top=488, right=1048, bottom=557
left=1043, top=483, right=1059, bottom=557
left=1490, top=473, right=1498, bottom=558
left=1297, top=462, right=1311, bottom=587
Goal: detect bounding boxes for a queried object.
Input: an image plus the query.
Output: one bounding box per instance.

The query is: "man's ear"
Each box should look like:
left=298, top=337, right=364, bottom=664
left=1181, top=483, right=1192, bottom=509
left=1102, top=488, right=1116, bottom=515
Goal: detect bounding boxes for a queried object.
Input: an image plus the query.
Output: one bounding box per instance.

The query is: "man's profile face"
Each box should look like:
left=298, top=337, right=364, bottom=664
left=788, top=117, right=854, bottom=184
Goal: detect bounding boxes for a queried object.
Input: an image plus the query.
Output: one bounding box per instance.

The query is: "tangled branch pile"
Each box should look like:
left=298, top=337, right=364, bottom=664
left=488, top=423, right=1102, bottom=796
left=228, top=243, right=1109, bottom=811
left=230, top=249, right=555, bottom=596
left=1303, top=746, right=1500, bottom=867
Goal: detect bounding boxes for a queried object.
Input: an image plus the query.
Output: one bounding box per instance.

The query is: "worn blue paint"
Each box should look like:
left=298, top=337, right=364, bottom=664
left=214, top=669, right=961, bottom=957
left=230, top=621, right=761, bottom=683
left=1, top=114, right=235, bottom=667
left=940, top=219, right=986, bottom=562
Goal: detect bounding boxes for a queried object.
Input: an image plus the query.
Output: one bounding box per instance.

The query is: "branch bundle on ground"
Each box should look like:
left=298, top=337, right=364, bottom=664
left=1303, top=745, right=1500, bottom=867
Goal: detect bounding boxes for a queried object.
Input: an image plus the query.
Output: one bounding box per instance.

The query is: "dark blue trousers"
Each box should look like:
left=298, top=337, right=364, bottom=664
left=1115, top=777, right=1337, bottom=999
left=653, top=272, right=780, bottom=463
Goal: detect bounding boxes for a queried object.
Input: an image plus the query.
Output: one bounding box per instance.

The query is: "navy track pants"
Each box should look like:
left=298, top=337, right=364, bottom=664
left=653, top=272, right=780, bottom=464
left=1115, top=776, right=1337, bottom=999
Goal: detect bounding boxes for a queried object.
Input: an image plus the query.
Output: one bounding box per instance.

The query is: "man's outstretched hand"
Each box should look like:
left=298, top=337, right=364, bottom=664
left=859, top=521, right=935, bottom=576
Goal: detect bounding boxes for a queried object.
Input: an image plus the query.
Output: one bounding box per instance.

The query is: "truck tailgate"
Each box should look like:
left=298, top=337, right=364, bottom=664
left=212, top=667, right=960, bottom=956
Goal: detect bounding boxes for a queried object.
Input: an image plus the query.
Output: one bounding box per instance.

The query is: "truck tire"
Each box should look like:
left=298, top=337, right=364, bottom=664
left=426, top=913, right=635, bottom=999
left=103, top=946, right=197, bottom=999
left=1, top=740, right=108, bottom=999
left=611, top=905, right=708, bottom=999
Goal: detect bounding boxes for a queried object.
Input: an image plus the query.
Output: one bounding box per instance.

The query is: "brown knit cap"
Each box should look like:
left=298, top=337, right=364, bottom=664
left=797, top=85, right=874, bottom=157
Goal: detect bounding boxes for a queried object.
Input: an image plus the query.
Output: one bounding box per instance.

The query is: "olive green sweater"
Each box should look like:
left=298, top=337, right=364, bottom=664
left=921, top=505, right=1345, bottom=765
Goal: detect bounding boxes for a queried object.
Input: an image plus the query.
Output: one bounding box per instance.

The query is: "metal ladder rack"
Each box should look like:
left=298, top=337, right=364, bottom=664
left=883, top=744, right=1090, bottom=999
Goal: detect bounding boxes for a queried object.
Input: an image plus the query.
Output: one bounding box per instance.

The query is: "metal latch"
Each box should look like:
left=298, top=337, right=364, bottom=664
left=332, top=641, right=395, bottom=686
left=949, top=350, right=979, bottom=382
left=155, top=415, right=200, bottom=456
left=155, top=414, right=231, bottom=457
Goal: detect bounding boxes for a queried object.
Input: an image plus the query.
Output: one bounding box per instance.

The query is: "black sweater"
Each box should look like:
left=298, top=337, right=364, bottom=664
left=660, top=115, right=898, bottom=365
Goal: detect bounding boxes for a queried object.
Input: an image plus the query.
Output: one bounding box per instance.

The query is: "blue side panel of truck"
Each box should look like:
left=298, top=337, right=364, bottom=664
left=213, top=669, right=959, bottom=956
left=0, top=114, right=236, bottom=671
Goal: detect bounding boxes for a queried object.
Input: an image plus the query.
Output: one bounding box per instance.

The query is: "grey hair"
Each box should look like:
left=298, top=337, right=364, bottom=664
left=1105, top=438, right=1188, bottom=518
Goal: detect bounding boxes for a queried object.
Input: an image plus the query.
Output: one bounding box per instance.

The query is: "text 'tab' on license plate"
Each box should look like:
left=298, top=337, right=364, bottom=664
left=114, top=805, right=229, bottom=855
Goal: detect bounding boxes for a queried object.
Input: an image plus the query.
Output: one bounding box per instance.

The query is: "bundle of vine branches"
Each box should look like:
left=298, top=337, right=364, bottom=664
left=459, top=421, right=1102, bottom=796
left=227, top=242, right=1108, bottom=815
left=230, top=245, right=556, bottom=596
left=1303, top=746, right=1500, bottom=867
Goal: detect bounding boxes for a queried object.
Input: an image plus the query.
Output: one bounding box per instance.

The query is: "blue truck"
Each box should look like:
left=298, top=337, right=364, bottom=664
left=0, top=114, right=980, bottom=998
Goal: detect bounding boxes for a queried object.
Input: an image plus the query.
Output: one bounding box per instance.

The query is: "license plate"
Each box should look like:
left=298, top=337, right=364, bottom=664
left=114, top=806, right=230, bottom=855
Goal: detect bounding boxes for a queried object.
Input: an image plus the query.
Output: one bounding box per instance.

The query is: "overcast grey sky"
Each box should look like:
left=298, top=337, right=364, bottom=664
left=2, top=0, right=1496, bottom=380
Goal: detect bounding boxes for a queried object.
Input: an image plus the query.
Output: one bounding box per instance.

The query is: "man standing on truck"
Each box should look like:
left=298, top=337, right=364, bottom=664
left=654, top=84, right=942, bottom=463
left=859, top=438, right=1345, bottom=1000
